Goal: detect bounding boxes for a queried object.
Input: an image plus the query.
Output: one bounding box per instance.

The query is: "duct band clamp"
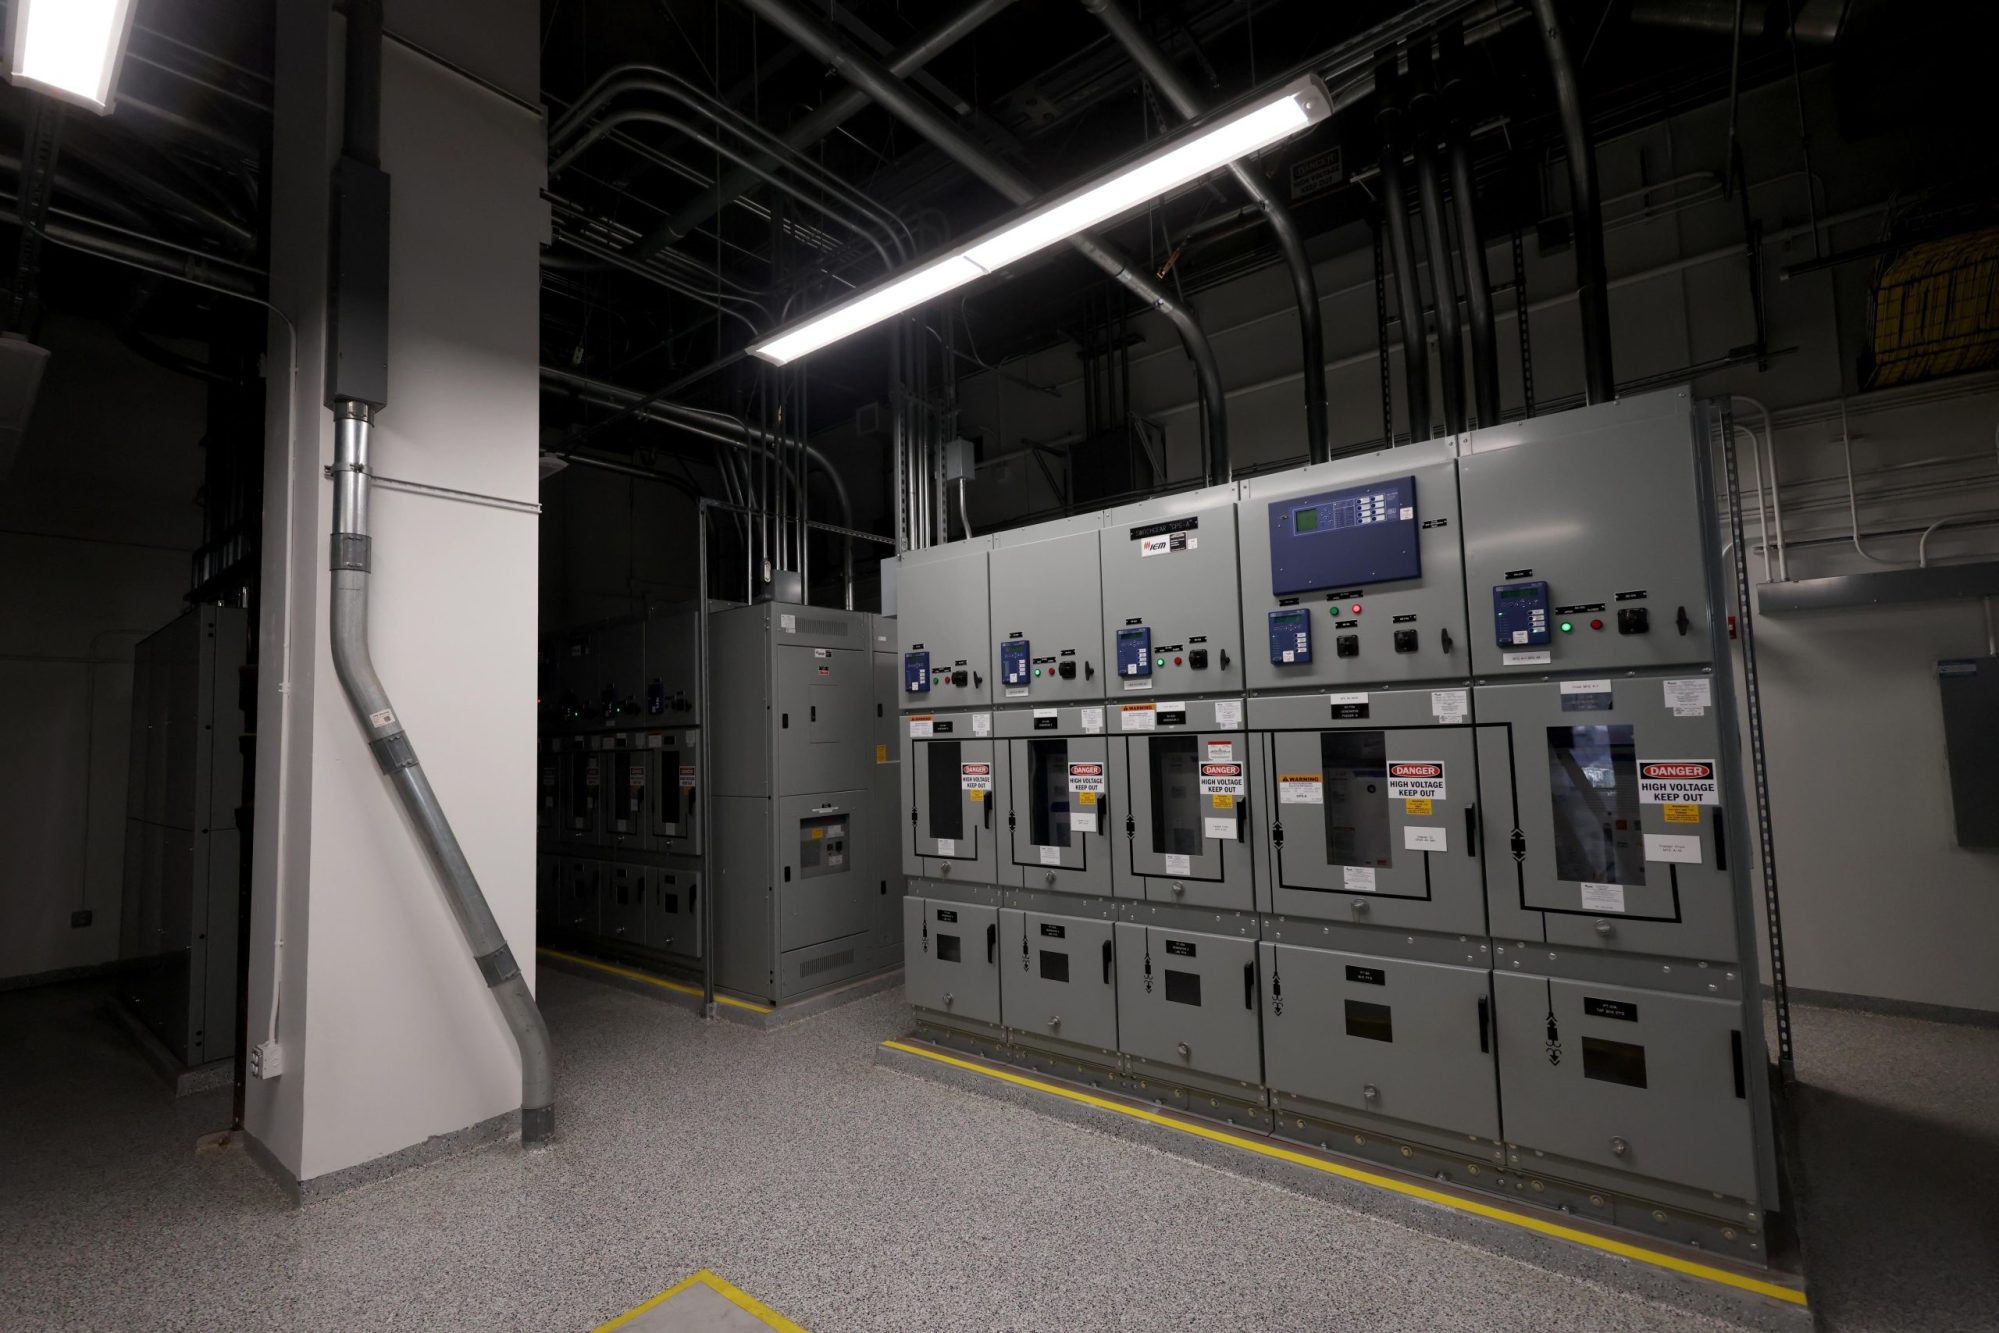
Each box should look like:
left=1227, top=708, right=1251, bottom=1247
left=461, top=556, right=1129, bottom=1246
left=476, top=944, right=522, bottom=988
left=332, top=533, right=371, bottom=572
left=369, top=730, right=417, bottom=773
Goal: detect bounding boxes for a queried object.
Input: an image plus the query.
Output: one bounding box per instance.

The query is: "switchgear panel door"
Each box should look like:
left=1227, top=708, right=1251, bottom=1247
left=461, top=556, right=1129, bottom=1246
left=989, top=523, right=1105, bottom=704
left=1493, top=972, right=1760, bottom=1201
left=1003, top=725, right=1113, bottom=899
left=1099, top=491, right=1244, bottom=699
left=778, top=792, right=871, bottom=952
left=1239, top=446, right=1469, bottom=692
left=1114, top=922, right=1261, bottom=1086
left=535, top=855, right=560, bottom=930
left=898, top=545, right=992, bottom=709
left=775, top=645, right=871, bottom=793
left=1475, top=676, right=1739, bottom=962
left=1459, top=391, right=1716, bottom=678
left=1260, top=942, right=1499, bottom=1140
left=537, top=743, right=558, bottom=832
left=1252, top=690, right=1485, bottom=937
left=603, top=747, right=651, bottom=850
left=647, top=864, right=701, bottom=959
left=559, top=748, right=602, bottom=844
left=999, top=908, right=1117, bottom=1053
left=604, top=862, right=648, bottom=943
left=559, top=859, right=602, bottom=935
left=643, top=730, right=700, bottom=855
left=1116, top=711, right=1253, bottom=911
left=904, top=897, right=1000, bottom=1024
left=904, top=722, right=999, bottom=884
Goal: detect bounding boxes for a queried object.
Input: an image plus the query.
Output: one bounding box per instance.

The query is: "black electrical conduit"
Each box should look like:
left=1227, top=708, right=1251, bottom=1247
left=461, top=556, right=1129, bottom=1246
left=1410, top=58, right=1466, bottom=438
left=1374, top=56, right=1432, bottom=441
left=734, top=0, right=1235, bottom=484
left=1528, top=0, right=1614, bottom=404
left=325, top=0, right=554, bottom=1147
left=1438, top=29, right=1500, bottom=427
left=1080, top=0, right=1329, bottom=463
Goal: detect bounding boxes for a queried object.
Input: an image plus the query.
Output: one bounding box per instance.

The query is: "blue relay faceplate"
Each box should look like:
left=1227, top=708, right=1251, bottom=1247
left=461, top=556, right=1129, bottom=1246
left=1268, top=474, right=1420, bottom=596
left=903, top=651, right=930, bottom=693
left=1267, top=608, right=1313, bottom=665
left=1001, top=638, right=1031, bottom=687
left=1493, top=581, right=1551, bottom=647
left=1116, top=626, right=1152, bottom=678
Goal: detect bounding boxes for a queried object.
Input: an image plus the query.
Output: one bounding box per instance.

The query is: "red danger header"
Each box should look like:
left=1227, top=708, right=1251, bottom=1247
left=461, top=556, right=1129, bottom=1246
left=1069, top=762, right=1104, bottom=776
left=1643, top=762, right=1713, bottom=780
left=961, top=763, right=990, bottom=775
left=1201, top=762, right=1243, bottom=777
left=1389, top=762, right=1442, bottom=778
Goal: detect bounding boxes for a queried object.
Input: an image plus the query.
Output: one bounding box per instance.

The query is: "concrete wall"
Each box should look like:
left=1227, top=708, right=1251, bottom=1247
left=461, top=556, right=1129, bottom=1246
left=246, top=0, right=545, bottom=1183
left=0, top=315, right=207, bottom=982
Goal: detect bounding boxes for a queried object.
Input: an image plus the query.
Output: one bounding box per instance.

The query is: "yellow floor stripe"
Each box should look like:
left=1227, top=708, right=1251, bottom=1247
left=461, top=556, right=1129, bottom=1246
left=881, top=1038, right=1807, bottom=1309
left=539, top=947, right=774, bottom=1014
left=595, top=1268, right=806, bottom=1332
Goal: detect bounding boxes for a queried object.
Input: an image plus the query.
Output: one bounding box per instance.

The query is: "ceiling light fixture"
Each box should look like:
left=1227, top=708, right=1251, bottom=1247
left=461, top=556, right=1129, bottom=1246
left=7, top=0, right=138, bottom=114
left=752, top=73, right=1329, bottom=366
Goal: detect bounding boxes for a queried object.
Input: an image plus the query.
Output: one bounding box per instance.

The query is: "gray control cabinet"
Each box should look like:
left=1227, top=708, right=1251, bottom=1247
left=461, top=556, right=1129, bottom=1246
left=1112, top=697, right=1253, bottom=911
left=1000, top=906, right=1119, bottom=1057
left=642, top=728, right=702, bottom=857
left=870, top=617, right=906, bottom=969
left=905, top=895, right=1001, bottom=1024
left=648, top=861, right=702, bottom=960
left=990, top=515, right=1106, bottom=704
left=1240, top=443, right=1469, bottom=693
left=898, top=542, right=993, bottom=709
left=996, top=705, right=1114, bottom=898
left=1114, top=920, right=1262, bottom=1087
left=1099, top=489, right=1245, bottom=700
left=902, top=708, right=1001, bottom=885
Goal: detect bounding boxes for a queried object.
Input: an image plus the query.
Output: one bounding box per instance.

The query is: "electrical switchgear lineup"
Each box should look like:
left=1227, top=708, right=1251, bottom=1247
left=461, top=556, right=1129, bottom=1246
left=896, top=390, right=1780, bottom=1258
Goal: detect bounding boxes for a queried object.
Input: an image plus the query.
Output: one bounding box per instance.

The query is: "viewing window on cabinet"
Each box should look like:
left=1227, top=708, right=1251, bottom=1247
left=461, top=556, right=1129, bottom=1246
left=1320, top=731, right=1391, bottom=869
left=1547, top=725, right=1646, bottom=885
left=656, top=748, right=682, bottom=825
left=1029, top=738, right=1072, bottom=848
left=1147, top=735, right=1203, bottom=857
left=926, top=741, right=963, bottom=842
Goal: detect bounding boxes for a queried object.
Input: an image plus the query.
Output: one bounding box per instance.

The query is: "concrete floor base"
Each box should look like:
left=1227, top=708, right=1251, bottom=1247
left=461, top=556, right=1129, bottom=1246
left=537, top=946, right=902, bottom=1029
left=108, top=999, right=233, bottom=1097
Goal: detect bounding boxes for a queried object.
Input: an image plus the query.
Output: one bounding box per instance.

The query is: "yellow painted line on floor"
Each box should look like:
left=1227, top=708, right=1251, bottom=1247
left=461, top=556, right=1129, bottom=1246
left=539, top=947, right=774, bottom=1014
left=881, top=1038, right=1807, bottom=1309
left=595, top=1268, right=806, bottom=1332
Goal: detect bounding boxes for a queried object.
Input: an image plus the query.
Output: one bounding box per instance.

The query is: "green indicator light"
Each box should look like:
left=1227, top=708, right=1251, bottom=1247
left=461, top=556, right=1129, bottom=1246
left=1154, top=657, right=1164, bottom=668
left=1033, top=668, right=1042, bottom=677
left=1560, top=621, right=1574, bottom=633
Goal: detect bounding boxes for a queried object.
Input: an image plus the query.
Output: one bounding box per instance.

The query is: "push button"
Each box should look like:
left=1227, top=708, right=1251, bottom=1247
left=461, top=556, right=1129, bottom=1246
left=1393, top=629, right=1418, bottom=653
left=1336, top=635, right=1360, bottom=658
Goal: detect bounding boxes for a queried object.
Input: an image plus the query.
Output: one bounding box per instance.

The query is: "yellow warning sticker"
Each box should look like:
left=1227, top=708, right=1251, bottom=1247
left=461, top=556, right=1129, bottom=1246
left=1663, top=803, right=1701, bottom=824
left=1078, top=791, right=1097, bottom=806
left=808, top=827, right=825, bottom=839
left=875, top=743, right=888, bottom=764
left=1404, top=798, right=1433, bottom=816
left=969, top=789, right=984, bottom=802
left=1211, top=794, right=1235, bottom=810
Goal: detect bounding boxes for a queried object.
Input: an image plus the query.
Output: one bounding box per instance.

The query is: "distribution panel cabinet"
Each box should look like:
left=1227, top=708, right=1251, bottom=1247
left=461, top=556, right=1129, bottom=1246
left=1111, top=697, right=1254, bottom=912
left=1099, top=488, right=1245, bottom=700
left=902, top=706, right=1001, bottom=884
left=989, top=514, right=1106, bottom=704
left=898, top=542, right=993, bottom=709
left=869, top=617, right=907, bottom=971
left=995, top=705, right=1114, bottom=899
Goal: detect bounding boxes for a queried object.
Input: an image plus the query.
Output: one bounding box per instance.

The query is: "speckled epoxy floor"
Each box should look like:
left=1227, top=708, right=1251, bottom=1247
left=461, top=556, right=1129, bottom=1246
left=1, top=973, right=1993, bottom=1331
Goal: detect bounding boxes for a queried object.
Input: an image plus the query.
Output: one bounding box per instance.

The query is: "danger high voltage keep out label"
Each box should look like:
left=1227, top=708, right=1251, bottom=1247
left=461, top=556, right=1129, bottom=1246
left=1637, top=759, right=1719, bottom=805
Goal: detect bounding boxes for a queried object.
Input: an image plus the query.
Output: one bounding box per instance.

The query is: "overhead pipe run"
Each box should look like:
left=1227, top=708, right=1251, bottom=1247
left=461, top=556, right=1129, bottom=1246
left=733, top=0, right=1235, bottom=485
left=1529, top=0, right=1615, bottom=404
left=322, top=0, right=554, bottom=1147
left=1082, top=0, right=1329, bottom=463
left=1374, top=55, right=1432, bottom=441
left=1439, top=30, right=1501, bottom=427
left=1410, top=54, right=1466, bottom=437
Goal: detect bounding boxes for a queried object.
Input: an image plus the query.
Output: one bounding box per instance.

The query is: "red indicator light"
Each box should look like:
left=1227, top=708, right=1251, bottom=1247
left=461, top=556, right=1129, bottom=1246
left=1590, top=618, right=1604, bottom=630
left=1351, top=603, right=1363, bottom=614
left=1174, top=656, right=1183, bottom=666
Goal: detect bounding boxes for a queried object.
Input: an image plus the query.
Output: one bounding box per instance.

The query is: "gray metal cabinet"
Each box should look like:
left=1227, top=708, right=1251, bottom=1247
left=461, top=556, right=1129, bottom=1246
left=557, top=741, right=602, bottom=846
left=537, top=740, right=558, bottom=833
left=898, top=543, right=992, bottom=710
left=905, top=897, right=1000, bottom=1023
left=1492, top=971, right=1759, bottom=1200
left=1260, top=942, right=1499, bottom=1139
left=604, top=862, right=648, bottom=943
left=1114, top=922, right=1261, bottom=1085
left=999, top=709, right=1113, bottom=898
left=1250, top=689, right=1485, bottom=936
left=601, top=743, right=652, bottom=852
left=776, top=792, right=870, bottom=952
left=903, top=716, right=1000, bottom=884
left=1475, top=675, right=1738, bottom=961
left=775, top=644, right=871, bottom=793
left=642, top=728, right=701, bottom=856
left=990, top=519, right=1105, bottom=705
left=647, top=863, right=701, bottom=959
left=1099, top=489, right=1244, bottom=700
left=559, top=858, right=602, bottom=935
left=1114, top=700, right=1253, bottom=911
left=535, top=855, right=560, bottom=931
left=1000, top=908, right=1117, bottom=1052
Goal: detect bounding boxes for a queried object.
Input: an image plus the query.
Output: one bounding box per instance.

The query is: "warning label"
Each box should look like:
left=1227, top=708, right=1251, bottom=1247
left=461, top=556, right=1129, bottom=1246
left=678, top=764, right=697, bottom=787
left=1278, top=773, right=1323, bottom=805
left=1662, top=803, right=1701, bottom=824
left=1198, top=762, right=1246, bottom=800
left=1638, top=759, right=1719, bottom=806
left=1385, top=760, right=1446, bottom=803
left=960, top=762, right=992, bottom=796
left=1120, top=703, right=1157, bottom=731
left=1068, top=762, right=1106, bottom=805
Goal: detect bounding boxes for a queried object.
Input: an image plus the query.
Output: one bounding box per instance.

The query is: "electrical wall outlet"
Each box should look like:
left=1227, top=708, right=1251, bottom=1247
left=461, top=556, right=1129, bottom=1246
left=69, top=909, right=92, bottom=928
left=249, top=1040, right=285, bottom=1079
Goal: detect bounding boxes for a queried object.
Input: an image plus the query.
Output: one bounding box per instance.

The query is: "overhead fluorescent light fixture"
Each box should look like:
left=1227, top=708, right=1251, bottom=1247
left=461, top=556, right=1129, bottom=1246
left=7, top=0, right=138, bottom=114
left=752, top=74, right=1329, bottom=365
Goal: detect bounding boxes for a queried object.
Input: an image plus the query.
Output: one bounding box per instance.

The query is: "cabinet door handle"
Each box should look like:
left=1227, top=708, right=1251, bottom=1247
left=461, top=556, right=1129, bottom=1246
left=1465, top=802, right=1478, bottom=857
left=1243, top=960, right=1256, bottom=1010
left=1713, top=807, right=1727, bottom=871
left=1477, top=995, right=1491, bottom=1054
left=1102, top=939, right=1113, bottom=985
left=986, top=923, right=996, bottom=964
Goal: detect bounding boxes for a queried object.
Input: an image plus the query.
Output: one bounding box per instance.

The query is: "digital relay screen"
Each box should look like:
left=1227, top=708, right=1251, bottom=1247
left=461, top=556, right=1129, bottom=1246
left=1268, top=474, right=1420, bottom=596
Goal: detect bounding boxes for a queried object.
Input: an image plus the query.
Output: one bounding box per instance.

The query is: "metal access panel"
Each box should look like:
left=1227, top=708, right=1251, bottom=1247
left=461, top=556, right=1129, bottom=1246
left=902, top=710, right=1001, bottom=884
left=713, top=795, right=770, bottom=997
left=1937, top=656, right=1999, bottom=847
left=1493, top=971, right=1761, bottom=1201
left=777, top=791, right=873, bottom=951
left=871, top=625, right=908, bottom=963
left=1114, top=922, right=1262, bottom=1086
left=642, top=602, right=702, bottom=725
left=898, top=542, right=992, bottom=709
left=537, top=739, right=559, bottom=833
left=557, top=740, right=603, bottom=845
left=1249, top=690, right=1485, bottom=937
left=1241, top=443, right=1470, bottom=693
left=1460, top=390, right=1717, bottom=678
left=642, top=728, right=702, bottom=856
left=774, top=644, right=872, bottom=794
left=1000, top=908, right=1118, bottom=1054
left=905, top=896, right=1001, bottom=1024
left=989, top=516, right=1106, bottom=704
left=1260, top=942, right=1499, bottom=1140
left=1475, top=674, right=1739, bottom=962
left=536, top=855, right=560, bottom=931
left=601, top=740, right=652, bottom=852
left=997, top=706, right=1113, bottom=898
left=603, top=862, right=648, bottom=945
left=559, top=858, right=603, bottom=935
left=1100, top=489, right=1244, bottom=700
left=648, top=861, right=702, bottom=959
left=1113, top=699, right=1254, bottom=911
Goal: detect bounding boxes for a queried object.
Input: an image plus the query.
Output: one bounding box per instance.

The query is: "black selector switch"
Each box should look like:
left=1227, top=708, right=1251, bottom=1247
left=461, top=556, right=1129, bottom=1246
left=1336, top=635, right=1360, bottom=658
left=1188, top=648, right=1209, bottom=669
left=1057, top=660, right=1077, bottom=680
left=1617, top=607, right=1650, bottom=636
left=951, top=669, right=968, bottom=686
left=1393, top=629, right=1419, bottom=653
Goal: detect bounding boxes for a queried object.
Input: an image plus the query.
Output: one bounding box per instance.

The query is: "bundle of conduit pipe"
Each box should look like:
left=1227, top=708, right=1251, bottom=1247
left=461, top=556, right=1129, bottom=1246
left=325, top=0, right=555, bottom=1147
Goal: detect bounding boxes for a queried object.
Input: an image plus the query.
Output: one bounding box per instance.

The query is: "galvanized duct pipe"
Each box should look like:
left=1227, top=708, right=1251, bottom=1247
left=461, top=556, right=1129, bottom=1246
left=1374, top=55, right=1432, bottom=441
left=1081, top=0, right=1329, bottom=463
left=1529, top=0, right=1615, bottom=404
left=326, top=0, right=554, bottom=1147
left=1439, top=30, right=1500, bottom=426
left=1410, top=57, right=1466, bottom=437
left=734, top=0, right=1234, bottom=484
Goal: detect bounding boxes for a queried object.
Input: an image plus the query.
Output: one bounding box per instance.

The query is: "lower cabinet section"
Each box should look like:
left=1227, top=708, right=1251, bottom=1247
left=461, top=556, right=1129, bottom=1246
left=648, top=864, right=701, bottom=959
left=999, top=908, right=1116, bottom=1054
left=903, top=896, right=1000, bottom=1024
left=1113, top=922, right=1261, bottom=1087
left=603, top=863, right=647, bottom=943
left=1492, top=972, right=1759, bottom=1201
left=560, top=859, right=602, bottom=935
left=1260, top=943, right=1500, bottom=1141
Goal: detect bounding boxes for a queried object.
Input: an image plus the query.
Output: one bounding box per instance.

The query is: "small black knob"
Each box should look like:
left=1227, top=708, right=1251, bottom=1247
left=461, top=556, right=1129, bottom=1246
left=1188, top=648, right=1209, bottom=669
left=1393, top=629, right=1418, bottom=653
left=1336, top=634, right=1360, bottom=658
